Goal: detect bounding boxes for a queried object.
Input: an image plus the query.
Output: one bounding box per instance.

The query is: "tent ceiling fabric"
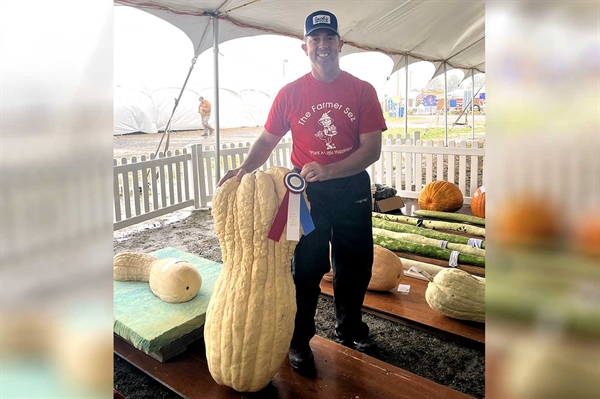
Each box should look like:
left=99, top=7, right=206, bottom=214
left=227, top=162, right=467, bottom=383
left=115, top=0, right=484, bottom=75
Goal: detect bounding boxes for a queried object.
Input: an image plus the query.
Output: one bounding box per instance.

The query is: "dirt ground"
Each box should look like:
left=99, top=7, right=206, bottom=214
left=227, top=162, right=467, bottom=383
left=113, top=127, right=266, bottom=160
left=114, top=209, right=484, bottom=399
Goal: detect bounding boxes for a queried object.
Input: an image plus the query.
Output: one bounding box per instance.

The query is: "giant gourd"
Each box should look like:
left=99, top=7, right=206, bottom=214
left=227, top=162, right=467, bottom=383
left=425, top=268, right=485, bottom=323
left=205, top=167, right=299, bottom=392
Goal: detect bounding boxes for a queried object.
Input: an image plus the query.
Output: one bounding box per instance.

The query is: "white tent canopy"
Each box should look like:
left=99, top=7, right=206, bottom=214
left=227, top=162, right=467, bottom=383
left=115, top=0, right=484, bottom=75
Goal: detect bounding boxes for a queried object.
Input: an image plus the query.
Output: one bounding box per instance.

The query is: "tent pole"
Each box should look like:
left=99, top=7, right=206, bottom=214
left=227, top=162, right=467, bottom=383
left=443, top=62, right=448, bottom=145
left=213, top=16, right=221, bottom=183
left=471, top=71, right=475, bottom=140
left=404, top=56, right=409, bottom=139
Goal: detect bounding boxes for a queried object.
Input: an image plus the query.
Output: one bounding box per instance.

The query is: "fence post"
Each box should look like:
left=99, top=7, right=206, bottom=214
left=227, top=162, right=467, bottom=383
left=190, top=144, right=201, bottom=209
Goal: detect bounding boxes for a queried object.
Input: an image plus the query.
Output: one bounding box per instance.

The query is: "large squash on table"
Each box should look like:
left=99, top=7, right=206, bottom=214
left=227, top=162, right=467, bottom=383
left=471, top=186, right=486, bottom=218
left=425, top=268, right=485, bottom=323
left=205, top=167, right=299, bottom=393
left=323, top=245, right=403, bottom=292
left=418, top=181, right=464, bottom=212
left=369, top=245, right=404, bottom=291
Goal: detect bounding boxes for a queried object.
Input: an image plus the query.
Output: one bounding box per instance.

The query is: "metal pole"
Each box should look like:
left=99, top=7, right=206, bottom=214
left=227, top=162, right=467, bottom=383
left=213, top=16, right=221, bottom=183
left=443, top=62, right=448, bottom=145
left=404, top=56, right=409, bottom=138
left=471, top=71, right=475, bottom=140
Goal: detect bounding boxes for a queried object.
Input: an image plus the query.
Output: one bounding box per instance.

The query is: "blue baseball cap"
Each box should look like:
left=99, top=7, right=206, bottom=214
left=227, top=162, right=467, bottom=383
left=304, top=10, right=339, bottom=37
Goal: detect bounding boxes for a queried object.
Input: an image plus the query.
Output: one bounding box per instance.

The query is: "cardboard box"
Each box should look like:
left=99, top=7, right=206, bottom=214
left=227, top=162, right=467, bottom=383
left=374, top=196, right=405, bottom=213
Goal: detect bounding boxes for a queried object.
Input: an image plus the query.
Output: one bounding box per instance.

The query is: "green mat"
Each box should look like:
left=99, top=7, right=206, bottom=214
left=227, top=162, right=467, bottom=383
left=113, top=248, right=222, bottom=354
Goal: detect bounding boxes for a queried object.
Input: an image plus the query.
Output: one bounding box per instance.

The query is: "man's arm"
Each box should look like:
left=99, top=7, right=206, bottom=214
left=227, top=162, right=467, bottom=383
left=300, top=130, right=381, bottom=182
left=217, top=129, right=282, bottom=186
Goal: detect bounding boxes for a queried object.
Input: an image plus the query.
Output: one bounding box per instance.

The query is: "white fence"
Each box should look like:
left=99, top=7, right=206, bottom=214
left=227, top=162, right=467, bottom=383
left=113, top=136, right=484, bottom=230
left=113, top=149, right=195, bottom=230
left=370, top=135, right=485, bottom=204
left=192, top=139, right=293, bottom=208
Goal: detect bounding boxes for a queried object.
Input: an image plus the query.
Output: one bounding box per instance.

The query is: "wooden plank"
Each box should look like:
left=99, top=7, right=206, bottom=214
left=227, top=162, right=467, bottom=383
left=113, top=159, right=122, bottom=222
left=320, top=277, right=485, bottom=344
left=131, top=158, right=141, bottom=216
left=114, top=334, right=474, bottom=399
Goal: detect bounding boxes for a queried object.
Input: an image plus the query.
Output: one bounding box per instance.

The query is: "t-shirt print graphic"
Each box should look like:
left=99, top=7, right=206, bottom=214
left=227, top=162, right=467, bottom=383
left=315, top=111, right=337, bottom=149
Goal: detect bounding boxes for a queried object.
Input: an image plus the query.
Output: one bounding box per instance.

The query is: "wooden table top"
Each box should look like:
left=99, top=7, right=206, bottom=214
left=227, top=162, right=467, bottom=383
left=115, top=334, right=474, bottom=399
left=320, top=276, right=485, bottom=344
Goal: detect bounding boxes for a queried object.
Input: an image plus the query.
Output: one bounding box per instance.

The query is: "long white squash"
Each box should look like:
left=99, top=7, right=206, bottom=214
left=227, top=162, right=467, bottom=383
left=205, top=167, right=298, bottom=393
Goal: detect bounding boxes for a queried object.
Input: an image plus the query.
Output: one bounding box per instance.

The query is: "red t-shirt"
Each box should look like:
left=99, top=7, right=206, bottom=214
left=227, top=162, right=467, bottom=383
left=265, top=71, right=387, bottom=169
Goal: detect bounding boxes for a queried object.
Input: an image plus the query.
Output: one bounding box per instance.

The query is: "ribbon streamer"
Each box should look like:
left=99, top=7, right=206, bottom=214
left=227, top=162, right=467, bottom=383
left=448, top=250, right=460, bottom=267
left=467, top=238, right=483, bottom=249
left=268, top=172, right=315, bottom=242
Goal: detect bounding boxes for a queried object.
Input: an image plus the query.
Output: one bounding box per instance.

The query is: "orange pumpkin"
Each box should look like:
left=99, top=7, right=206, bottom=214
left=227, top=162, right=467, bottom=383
left=471, top=186, right=486, bottom=218
left=418, top=181, right=464, bottom=212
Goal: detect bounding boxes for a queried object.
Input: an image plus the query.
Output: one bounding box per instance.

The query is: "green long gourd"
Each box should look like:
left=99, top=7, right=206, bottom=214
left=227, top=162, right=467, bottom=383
left=413, top=210, right=486, bottom=226
left=372, top=217, right=486, bottom=249
left=373, top=228, right=485, bottom=257
left=372, top=212, right=486, bottom=237
left=372, top=233, right=486, bottom=267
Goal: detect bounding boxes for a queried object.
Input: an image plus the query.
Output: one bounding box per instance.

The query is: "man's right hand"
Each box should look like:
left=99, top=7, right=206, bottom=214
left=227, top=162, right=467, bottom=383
left=217, top=168, right=248, bottom=187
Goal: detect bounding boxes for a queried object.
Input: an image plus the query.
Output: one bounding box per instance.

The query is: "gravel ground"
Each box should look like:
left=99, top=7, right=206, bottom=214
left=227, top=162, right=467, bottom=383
left=114, top=210, right=485, bottom=399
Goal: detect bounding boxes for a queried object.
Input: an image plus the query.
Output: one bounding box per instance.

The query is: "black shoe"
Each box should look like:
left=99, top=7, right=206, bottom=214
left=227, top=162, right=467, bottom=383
left=333, top=334, right=378, bottom=356
left=289, top=345, right=315, bottom=376
left=332, top=334, right=352, bottom=347
left=353, top=337, right=379, bottom=356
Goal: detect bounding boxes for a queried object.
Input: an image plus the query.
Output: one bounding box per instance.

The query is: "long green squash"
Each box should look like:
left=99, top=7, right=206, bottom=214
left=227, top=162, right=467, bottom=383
left=372, top=212, right=486, bottom=237
left=372, top=218, right=486, bottom=249
left=372, top=233, right=486, bottom=267
left=413, top=210, right=486, bottom=226
left=373, top=228, right=485, bottom=257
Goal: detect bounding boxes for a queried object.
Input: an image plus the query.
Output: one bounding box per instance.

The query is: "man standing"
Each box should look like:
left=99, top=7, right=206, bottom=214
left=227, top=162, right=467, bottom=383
left=198, top=96, right=214, bottom=137
left=217, top=10, right=386, bottom=375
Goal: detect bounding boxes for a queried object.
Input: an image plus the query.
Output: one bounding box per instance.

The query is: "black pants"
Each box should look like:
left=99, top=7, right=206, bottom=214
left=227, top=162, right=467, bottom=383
left=290, top=170, right=373, bottom=348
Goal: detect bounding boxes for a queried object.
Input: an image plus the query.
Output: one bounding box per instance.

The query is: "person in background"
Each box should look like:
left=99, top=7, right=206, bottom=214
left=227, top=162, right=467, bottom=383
left=198, top=96, right=214, bottom=137
left=217, top=10, right=386, bottom=375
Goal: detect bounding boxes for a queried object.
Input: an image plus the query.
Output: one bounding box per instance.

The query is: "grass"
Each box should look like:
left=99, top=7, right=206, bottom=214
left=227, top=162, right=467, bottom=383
left=382, top=115, right=486, bottom=142
left=385, top=126, right=486, bottom=141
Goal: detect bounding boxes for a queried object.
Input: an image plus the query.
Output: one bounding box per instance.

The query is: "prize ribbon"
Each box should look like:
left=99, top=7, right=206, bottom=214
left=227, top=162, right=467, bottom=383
left=268, top=172, right=315, bottom=242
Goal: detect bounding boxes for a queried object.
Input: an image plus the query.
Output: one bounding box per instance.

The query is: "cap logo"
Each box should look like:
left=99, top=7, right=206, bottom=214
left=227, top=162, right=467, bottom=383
left=313, top=15, right=331, bottom=25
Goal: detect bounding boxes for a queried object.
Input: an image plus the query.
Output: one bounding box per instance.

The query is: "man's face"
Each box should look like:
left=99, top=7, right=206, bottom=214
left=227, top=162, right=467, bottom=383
left=302, top=29, right=343, bottom=69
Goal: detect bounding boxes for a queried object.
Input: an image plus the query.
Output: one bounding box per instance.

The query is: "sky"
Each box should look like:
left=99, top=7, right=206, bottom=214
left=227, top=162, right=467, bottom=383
left=114, top=5, right=467, bottom=99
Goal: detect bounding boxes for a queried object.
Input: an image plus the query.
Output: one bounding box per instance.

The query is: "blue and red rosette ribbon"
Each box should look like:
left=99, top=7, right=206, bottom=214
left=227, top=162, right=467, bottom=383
left=268, top=172, right=315, bottom=242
